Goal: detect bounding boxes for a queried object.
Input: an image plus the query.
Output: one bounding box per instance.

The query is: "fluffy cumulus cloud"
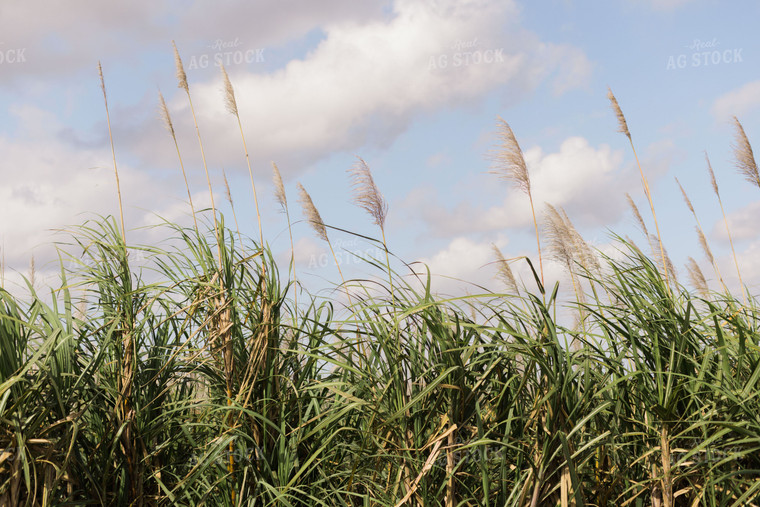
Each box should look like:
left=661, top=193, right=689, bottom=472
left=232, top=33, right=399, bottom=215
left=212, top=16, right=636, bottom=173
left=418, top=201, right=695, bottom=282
left=706, top=239, right=760, bottom=295
left=159, top=0, right=592, bottom=174
left=0, top=2, right=162, bottom=84
left=0, top=104, right=198, bottom=290
left=405, top=136, right=634, bottom=238
left=0, top=0, right=594, bottom=294
left=421, top=237, right=497, bottom=279
left=0, top=0, right=389, bottom=85
left=733, top=241, right=760, bottom=293
left=413, top=234, right=585, bottom=301
left=415, top=236, right=505, bottom=295
left=712, top=81, right=760, bottom=122
left=712, top=200, right=760, bottom=242
left=524, top=137, right=629, bottom=223
left=292, top=236, right=325, bottom=268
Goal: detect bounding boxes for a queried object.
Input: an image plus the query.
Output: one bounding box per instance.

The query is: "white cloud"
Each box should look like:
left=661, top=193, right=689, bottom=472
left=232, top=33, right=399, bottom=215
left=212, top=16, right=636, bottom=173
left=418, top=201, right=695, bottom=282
left=525, top=137, right=626, bottom=220
left=629, top=0, right=697, bottom=11
left=156, top=0, right=592, bottom=174
left=413, top=234, right=590, bottom=304
left=293, top=236, right=327, bottom=268
left=0, top=2, right=163, bottom=84
left=0, top=0, right=389, bottom=85
left=712, top=200, right=760, bottom=242
left=405, top=136, right=633, bottom=237
left=1, top=0, right=592, bottom=192
left=720, top=240, right=760, bottom=295
left=414, top=236, right=505, bottom=295
left=712, top=81, right=760, bottom=122
left=0, top=0, right=596, bottom=297
left=0, top=104, right=196, bottom=277
left=421, top=236, right=496, bottom=280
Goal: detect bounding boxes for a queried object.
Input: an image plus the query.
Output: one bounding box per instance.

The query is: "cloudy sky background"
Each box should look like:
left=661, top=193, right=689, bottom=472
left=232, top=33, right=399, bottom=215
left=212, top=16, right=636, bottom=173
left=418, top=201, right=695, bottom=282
left=1, top=0, right=759, bottom=304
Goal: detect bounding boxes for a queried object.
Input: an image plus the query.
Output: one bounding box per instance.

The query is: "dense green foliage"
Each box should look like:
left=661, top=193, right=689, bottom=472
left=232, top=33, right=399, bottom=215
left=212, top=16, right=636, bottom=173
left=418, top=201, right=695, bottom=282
left=1, top=215, right=759, bottom=506
left=2, top=55, right=759, bottom=505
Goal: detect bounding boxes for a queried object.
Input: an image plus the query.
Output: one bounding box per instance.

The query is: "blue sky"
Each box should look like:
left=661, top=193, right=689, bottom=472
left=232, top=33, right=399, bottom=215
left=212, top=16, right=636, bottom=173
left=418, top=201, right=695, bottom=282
left=1, top=0, right=759, bottom=302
